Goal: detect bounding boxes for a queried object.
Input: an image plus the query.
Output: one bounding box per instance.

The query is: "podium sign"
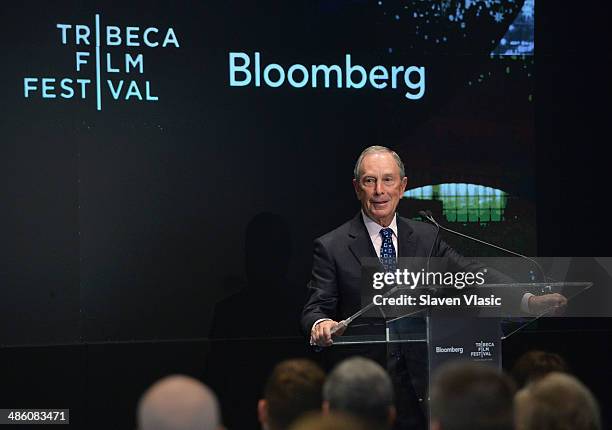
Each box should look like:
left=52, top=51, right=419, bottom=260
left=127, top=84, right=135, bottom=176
left=427, top=316, right=502, bottom=380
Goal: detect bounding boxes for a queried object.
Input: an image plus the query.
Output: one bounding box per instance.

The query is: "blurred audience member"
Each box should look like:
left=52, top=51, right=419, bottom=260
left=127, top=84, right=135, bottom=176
left=515, top=372, right=601, bottom=430
left=289, top=412, right=369, bottom=430
left=258, top=359, right=326, bottom=430
left=430, top=361, right=515, bottom=430
left=511, top=350, right=569, bottom=389
left=138, top=375, right=223, bottom=430
left=322, top=357, right=395, bottom=429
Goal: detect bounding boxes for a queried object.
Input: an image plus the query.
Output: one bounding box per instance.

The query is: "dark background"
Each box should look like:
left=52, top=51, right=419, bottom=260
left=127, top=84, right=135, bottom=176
left=1, top=1, right=611, bottom=429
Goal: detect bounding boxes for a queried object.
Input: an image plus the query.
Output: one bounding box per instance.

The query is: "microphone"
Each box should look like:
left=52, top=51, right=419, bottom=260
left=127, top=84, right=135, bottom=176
left=418, top=210, right=439, bottom=274
left=418, top=210, right=549, bottom=282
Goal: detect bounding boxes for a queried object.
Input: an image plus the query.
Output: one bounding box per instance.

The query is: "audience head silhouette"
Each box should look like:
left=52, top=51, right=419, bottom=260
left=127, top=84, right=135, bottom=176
left=258, top=359, right=326, bottom=430
left=430, top=361, right=515, bottom=430
left=515, top=372, right=601, bottom=430
left=322, top=357, right=396, bottom=429
left=511, top=350, right=569, bottom=389
left=138, top=375, right=222, bottom=430
left=289, top=412, right=370, bottom=430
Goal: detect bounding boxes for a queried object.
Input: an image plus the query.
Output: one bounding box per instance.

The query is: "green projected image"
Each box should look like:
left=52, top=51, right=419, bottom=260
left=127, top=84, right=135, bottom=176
left=403, top=183, right=508, bottom=223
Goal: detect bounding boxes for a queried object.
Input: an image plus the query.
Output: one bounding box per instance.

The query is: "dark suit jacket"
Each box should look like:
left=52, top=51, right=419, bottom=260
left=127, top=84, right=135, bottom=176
left=301, top=212, right=489, bottom=334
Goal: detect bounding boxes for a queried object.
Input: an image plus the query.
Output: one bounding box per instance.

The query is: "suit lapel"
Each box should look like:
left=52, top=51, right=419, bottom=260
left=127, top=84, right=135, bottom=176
left=396, top=216, right=417, bottom=268
left=348, top=213, right=378, bottom=265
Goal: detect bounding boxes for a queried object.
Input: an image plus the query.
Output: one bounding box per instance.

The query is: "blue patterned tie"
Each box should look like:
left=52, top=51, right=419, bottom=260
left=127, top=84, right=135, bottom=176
left=379, top=228, right=397, bottom=272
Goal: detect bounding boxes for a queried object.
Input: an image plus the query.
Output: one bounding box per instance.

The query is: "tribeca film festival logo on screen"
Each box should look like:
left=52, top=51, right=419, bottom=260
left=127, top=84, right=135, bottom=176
left=23, top=14, right=180, bottom=111
left=22, top=14, right=426, bottom=110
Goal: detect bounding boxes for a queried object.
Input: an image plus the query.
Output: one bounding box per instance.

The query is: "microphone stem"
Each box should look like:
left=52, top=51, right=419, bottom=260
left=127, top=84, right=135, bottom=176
left=427, top=216, right=548, bottom=283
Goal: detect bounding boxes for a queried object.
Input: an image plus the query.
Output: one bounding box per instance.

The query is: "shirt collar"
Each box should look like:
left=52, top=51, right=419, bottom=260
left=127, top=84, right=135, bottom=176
left=361, top=211, right=398, bottom=239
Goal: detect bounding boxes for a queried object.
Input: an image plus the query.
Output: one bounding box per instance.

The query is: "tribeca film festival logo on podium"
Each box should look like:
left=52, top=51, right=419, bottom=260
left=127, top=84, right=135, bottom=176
left=470, top=341, right=496, bottom=360
left=23, top=14, right=179, bottom=111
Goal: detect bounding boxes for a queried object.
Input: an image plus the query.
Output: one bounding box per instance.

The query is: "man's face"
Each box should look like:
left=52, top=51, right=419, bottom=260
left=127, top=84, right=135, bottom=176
left=353, top=152, right=407, bottom=227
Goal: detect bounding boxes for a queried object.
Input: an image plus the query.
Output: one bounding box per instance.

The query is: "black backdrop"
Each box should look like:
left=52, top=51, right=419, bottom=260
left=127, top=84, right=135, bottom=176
left=1, top=1, right=611, bottom=429
left=1, top=0, right=535, bottom=345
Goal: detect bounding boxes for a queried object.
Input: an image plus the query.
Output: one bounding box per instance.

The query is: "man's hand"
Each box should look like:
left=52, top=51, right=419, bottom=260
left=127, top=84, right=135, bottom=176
left=528, top=293, right=568, bottom=316
left=310, top=320, right=347, bottom=347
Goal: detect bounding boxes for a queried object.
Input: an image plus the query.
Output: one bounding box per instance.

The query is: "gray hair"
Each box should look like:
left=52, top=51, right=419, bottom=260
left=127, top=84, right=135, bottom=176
left=353, top=146, right=405, bottom=181
left=323, top=357, right=394, bottom=426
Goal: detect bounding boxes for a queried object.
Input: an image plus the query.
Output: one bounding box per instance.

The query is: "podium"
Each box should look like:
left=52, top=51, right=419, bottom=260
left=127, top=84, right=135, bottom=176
left=329, top=281, right=592, bottom=429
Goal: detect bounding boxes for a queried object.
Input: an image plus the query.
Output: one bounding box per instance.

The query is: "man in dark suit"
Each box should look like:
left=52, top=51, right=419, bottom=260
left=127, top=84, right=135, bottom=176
left=301, top=145, right=566, bottom=429
left=303, top=145, right=410, bottom=345
left=302, top=145, right=566, bottom=346
left=301, top=145, right=453, bottom=430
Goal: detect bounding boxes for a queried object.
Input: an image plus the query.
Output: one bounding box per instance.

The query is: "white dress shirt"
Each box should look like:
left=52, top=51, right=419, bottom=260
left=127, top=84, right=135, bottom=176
left=362, top=211, right=398, bottom=258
